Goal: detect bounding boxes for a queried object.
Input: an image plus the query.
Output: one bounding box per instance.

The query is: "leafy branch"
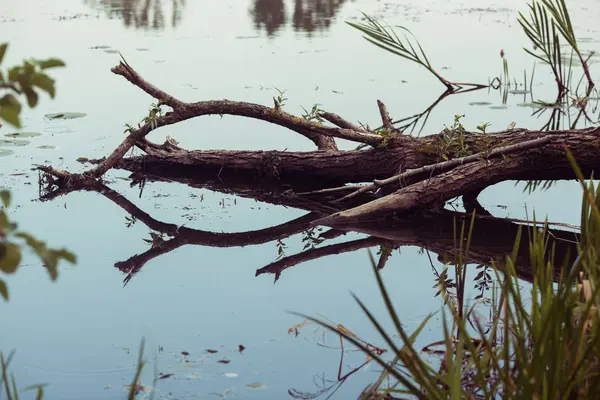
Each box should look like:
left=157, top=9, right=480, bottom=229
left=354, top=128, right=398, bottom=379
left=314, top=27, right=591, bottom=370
left=0, top=191, right=76, bottom=301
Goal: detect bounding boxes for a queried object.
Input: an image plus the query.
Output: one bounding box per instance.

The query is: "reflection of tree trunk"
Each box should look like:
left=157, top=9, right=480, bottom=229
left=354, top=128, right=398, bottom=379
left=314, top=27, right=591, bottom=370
left=341, top=211, right=579, bottom=283
left=57, top=177, right=578, bottom=286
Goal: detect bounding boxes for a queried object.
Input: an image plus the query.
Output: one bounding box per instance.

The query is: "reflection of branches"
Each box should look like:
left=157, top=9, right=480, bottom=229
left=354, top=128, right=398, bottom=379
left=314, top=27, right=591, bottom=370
left=79, top=182, right=326, bottom=285
left=84, top=0, right=185, bottom=30
left=288, top=314, right=385, bottom=400
left=288, top=360, right=369, bottom=400
left=40, top=168, right=579, bottom=287
left=256, top=236, right=392, bottom=282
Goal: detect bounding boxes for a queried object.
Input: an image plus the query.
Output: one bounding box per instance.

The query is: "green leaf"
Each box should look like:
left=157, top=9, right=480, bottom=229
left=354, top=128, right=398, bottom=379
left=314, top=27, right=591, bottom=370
left=54, top=249, right=76, bottom=264
left=0, top=190, right=9, bottom=207
left=0, top=106, right=20, bottom=128
left=14, top=232, right=40, bottom=249
left=24, top=87, right=38, bottom=108
left=0, top=43, right=7, bottom=65
left=0, top=279, right=8, bottom=300
left=37, top=58, right=65, bottom=69
left=31, top=74, right=56, bottom=97
left=0, top=93, right=21, bottom=109
left=0, top=243, right=21, bottom=274
left=7, top=66, right=21, bottom=83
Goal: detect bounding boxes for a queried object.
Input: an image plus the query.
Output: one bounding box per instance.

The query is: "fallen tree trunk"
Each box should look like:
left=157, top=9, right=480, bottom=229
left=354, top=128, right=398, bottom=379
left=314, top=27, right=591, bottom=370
left=38, top=60, right=600, bottom=225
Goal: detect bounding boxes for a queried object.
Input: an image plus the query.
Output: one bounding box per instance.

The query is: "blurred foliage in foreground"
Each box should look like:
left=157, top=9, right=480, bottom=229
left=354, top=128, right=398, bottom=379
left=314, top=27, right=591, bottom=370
left=0, top=44, right=73, bottom=300
left=0, top=42, right=65, bottom=128
left=0, top=190, right=76, bottom=301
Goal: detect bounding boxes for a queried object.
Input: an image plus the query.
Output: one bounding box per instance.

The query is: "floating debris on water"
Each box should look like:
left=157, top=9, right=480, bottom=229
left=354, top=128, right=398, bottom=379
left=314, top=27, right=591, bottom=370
left=45, top=112, right=87, bottom=120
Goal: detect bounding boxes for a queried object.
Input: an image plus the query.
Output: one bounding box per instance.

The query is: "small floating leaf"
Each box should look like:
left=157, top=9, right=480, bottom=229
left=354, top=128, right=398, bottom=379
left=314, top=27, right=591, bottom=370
left=247, top=382, right=264, bottom=389
left=0, top=139, right=30, bottom=147
left=223, top=373, right=238, bottom=378
left=156, top=373, right=174, bottom=380
left=104, top=49, right=120, bottom=54
left=489, top=105, right=508, bottom=110
left=181, top=351, right=190, bottom=356
left=468, top=101, right=492, bottom=106
left=217, top=359, right=230, bottom=364
left=0, top=149, right=14, bottom=157
left=44, top=112, right=86, bottom=120
left=238, top=345, right=245, bottom=353
left=517, top=102, right=562, bottom=109
left=5, top=131, right=41, bottom=138
left=37, top=145, right=56, bottom=150
left=206, top=349, right=218, bottom=354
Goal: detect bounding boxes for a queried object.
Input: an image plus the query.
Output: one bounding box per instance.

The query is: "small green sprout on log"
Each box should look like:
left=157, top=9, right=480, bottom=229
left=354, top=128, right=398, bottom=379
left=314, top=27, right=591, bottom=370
left=273, top=88, right=287, bottom=111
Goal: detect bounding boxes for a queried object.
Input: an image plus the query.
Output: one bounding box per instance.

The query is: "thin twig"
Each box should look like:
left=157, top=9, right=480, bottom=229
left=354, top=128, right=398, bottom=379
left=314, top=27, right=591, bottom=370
left=320, top=111, right=367, bottom=132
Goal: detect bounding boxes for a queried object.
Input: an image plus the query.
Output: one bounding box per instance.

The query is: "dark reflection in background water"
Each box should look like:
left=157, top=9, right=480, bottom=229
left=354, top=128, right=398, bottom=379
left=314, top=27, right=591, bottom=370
left=84, top=0, right=186, bottom=29
left=85, top=0, right=351, bottom=34
left=251, top=0, right=351, bottom=36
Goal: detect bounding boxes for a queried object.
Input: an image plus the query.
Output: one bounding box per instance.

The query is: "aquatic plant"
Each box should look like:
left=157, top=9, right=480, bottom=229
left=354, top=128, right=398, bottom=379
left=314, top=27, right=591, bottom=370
left=301, top=153, right=600, bottom=399
left=346, top=13, right=486, bottom=93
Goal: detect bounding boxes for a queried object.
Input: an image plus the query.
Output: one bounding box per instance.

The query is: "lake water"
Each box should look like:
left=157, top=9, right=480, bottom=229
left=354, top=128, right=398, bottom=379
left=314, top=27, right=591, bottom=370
left=0, top=0, right=599, bottom=399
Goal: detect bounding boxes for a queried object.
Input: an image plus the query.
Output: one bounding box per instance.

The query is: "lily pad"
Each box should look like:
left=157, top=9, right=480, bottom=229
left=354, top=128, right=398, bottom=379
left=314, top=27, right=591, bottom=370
left=0, top=139, right=29, bottom=147
left=468, top=101, right=492, bottom=106
left=247, top=382, right=265, bottom=389
left=5, top=131, right=41, bottom=138
left=489, top=105, right=508, bottom=110
left=0, top=149, right=14, bottom=157
left=104, top=49, right=120, bottom=54
left=45, top=112, right=87, bottom=120
left=37, top=145, right=56, bottom=150
left=517, top=102, right=563, bottom=109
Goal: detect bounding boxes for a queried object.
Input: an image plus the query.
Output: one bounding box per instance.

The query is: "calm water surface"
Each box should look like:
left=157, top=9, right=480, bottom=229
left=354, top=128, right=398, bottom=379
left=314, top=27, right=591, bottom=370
left=1, top=0, right=599, bottom=398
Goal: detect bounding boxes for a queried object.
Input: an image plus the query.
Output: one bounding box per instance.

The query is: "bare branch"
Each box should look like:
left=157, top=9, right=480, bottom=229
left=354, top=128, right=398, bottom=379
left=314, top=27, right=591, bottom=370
left=320, top=111, right=367, bottom=132
left=377, top=100, right=395, bottom=132
left=112, top=61, right=185, bottom=110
